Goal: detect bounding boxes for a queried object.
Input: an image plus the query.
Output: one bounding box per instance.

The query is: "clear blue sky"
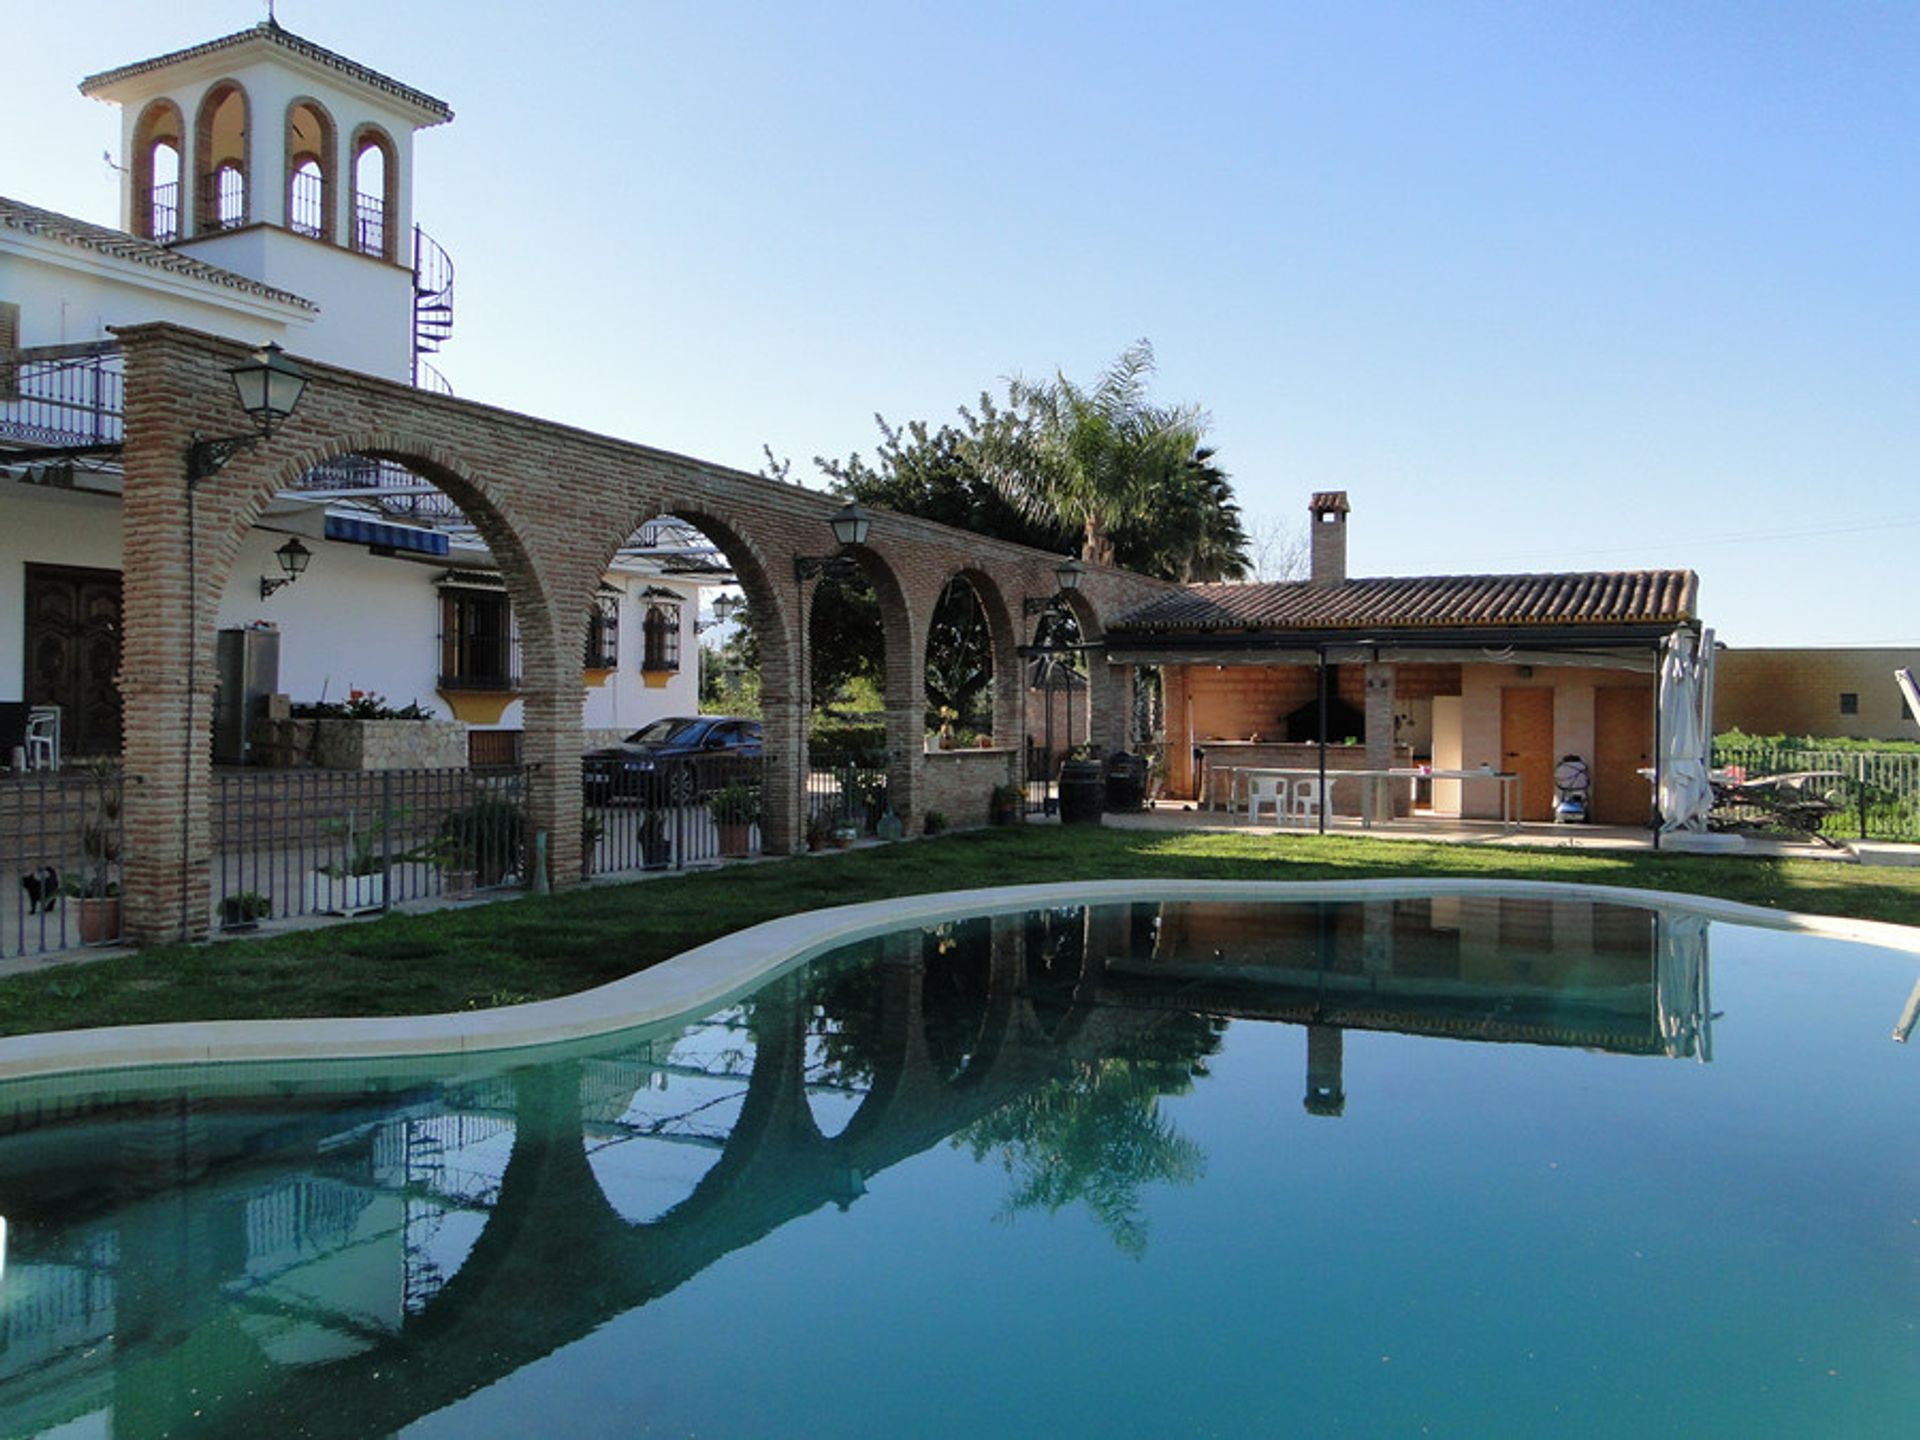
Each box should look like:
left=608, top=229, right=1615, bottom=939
left=9, top=1, right=1916, bottom=645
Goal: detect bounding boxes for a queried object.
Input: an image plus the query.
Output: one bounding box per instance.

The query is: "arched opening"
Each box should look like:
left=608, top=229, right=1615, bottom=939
left=350, top=126, right=397, bottom=260
left=205, top=447, right=560, bottom=926
left=803, top=546, right=913, bottom=839
left=923, top=576, right=993, bottom=750
left=577, top=512, right=779, bottom=874
left=1024, top=601, right=1088, bottom=813
left=193, top=81, right=250, bottom=233
left=131, top=100, right=184, bottom=242
left=285, top=99, right=338, bottom=241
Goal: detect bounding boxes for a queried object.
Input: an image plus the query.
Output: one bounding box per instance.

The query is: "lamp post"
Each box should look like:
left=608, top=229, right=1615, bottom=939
left=187, top=343, right=310, bottom=482
left=1024, top=555, right=1088, bottom=617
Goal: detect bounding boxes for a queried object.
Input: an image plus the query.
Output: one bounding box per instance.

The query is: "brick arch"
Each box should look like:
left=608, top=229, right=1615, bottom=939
left=130, top=99, right=185, bottom=242
left=192, top=80, right=250, bottom=234
left=284, top=96, right=339, bottom=242
left=806, top=541, right=923, bottom=822
left=930, top=565, right=1022, bottom=748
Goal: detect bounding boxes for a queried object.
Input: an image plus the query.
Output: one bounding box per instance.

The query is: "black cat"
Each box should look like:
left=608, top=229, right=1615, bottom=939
left=21, top=865, right=60, bottom=915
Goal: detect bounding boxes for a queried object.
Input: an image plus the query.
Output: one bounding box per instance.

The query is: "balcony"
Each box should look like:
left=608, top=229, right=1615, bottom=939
left=0, top=345, right=123, bottom=457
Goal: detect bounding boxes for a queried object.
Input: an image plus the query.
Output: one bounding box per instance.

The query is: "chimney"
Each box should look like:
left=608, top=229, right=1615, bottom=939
left=1308, top=491, right=1349, bottom=587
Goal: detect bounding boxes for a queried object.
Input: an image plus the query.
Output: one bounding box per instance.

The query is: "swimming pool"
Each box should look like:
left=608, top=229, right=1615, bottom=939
left=0, top=886, right=1913, bottom=1436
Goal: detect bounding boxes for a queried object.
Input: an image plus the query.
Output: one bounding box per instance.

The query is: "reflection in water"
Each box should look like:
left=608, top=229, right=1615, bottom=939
left=0, top=895, right=1701, bottom=1437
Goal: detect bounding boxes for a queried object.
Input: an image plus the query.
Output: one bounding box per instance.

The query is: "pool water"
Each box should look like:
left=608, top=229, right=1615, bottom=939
left=0, top=893, right=1914, bottom=1437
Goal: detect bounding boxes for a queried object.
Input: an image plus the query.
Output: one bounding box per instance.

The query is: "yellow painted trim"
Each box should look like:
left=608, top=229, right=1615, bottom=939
left=642, top=671, right=672, bottom=689
left=583, top=668, right=614, bottom=690
left=438, top=690, right=519, bottom=725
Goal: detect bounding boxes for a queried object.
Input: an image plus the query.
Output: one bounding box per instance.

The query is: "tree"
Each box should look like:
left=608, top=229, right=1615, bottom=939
left=984, top=340, right=1213, bottom=569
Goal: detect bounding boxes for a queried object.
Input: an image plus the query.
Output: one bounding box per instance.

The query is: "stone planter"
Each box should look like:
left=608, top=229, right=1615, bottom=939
left=313, top=719, right=467, bottom=771
left=307, top=871, right=387, bottom=916
left=441, top=868, right=478, bottom=901
left=717, top=822, right=754, bottom=858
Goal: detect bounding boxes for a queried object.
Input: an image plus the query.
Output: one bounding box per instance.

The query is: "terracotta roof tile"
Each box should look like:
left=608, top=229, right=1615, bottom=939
left=80, top=21, right=452, bottom=126
left=1111, top=570, right=1698, bottom=634
left=0, top=196, right=318, bottom=312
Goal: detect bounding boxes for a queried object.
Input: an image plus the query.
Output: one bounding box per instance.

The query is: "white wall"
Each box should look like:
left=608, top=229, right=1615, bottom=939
left=0, top=234, right=308, bottom=349
left=584, top=578, right=704, bottom=737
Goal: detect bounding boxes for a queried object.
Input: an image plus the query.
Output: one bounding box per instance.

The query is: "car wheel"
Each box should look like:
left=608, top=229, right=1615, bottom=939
left=669, top=763, right=697, bottom=806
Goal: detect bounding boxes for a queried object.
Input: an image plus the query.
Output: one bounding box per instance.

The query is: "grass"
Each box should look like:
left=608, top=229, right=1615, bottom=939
left=2, top=826, right=1916, bottom=1040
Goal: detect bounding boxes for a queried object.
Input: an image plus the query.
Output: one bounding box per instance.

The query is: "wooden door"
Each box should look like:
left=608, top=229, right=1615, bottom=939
left=1500, top=688, right=1555, bottom=821
left=1592, top=686, right=1655, bottom=825
left=24, top=564, right=123, bottom=756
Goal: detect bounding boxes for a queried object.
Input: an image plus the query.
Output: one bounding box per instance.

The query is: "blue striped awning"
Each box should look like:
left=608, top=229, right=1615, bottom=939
left=324, top=515, right=450, bottom=557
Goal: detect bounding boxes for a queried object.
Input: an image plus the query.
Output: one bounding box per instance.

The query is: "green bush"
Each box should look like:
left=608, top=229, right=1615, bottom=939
left=438, top=799, right=527, bottom=886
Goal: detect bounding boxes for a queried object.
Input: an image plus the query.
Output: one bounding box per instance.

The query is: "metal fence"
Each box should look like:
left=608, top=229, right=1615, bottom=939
left=214, top=766, right=532, bottom=929
left=586, top=752, right=764, bottom=877
left=1711, top=742, right=1920, bottom=842
left=804, top=749, right=889, bottom=833
left=1, top=767, right=125, bottom=960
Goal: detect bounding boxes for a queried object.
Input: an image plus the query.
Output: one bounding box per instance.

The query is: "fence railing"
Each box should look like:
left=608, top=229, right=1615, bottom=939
left=585, top=752, right=764, bottom=876
left=213, top=765, right=532, bottom=928
left=1, top=768, right=125, bottom=960
left=1711, top=742, right=1920, bottom=842
left=804, top=748, right=889, bottom=833
left=0, top=347, right=123, bottom=451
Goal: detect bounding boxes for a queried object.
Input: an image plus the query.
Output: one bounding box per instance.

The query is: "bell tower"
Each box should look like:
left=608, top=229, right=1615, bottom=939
left=79, top=19, right=454, bottom=383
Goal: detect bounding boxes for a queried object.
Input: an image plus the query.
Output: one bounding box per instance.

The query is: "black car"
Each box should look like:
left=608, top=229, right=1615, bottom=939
left=582, top=715, right=763, bottom=804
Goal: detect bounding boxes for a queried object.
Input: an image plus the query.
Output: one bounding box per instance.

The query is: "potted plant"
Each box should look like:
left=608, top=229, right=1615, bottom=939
left=806, top=809, right=835, bottom=853
left=831, top=820, right=859, bottom=849
left=708, top=782, right=761, bottom=858
left=923, top=809, right=949, bottom=836
left=438, top=798, right=527, bottom=889
left=308, top=810, right=393, bottom=916
left=989, top=782, right=1024, bottom=826
left=61, top=759, right=122, bottom=945
left=639, top=808, right=673, bottom=870
left=219, top=891, right=273, bottom=931
left=933, top=706, right=959, bottom=750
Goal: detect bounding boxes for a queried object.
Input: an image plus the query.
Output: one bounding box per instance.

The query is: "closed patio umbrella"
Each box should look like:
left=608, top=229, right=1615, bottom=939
left=1655, top=909, right=1714, bottom=1061
left=1657, top=628, right=1714, bottom=834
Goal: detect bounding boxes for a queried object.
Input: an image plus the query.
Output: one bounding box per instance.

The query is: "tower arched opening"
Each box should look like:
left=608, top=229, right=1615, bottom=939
left=193, top=81, right=250, bottom=233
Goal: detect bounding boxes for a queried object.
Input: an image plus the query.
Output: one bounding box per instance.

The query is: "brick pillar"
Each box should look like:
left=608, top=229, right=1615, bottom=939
left=518, top=681, right=583, bottom=885
left=1089, top=660, right=1133, bottom=755
left=758, top=601, right=805, bottom=856
left=1364, top=661, right=1396, bottom=823
left=119, top=349, right=216, bottom=944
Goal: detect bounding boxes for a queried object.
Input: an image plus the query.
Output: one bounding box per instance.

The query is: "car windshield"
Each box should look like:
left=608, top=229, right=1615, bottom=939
left=623, top=717, right=704, bottom=746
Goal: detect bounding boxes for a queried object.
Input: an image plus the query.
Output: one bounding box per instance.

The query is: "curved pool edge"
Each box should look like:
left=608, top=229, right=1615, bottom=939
left=3, top=877, right=1916, bottom=1084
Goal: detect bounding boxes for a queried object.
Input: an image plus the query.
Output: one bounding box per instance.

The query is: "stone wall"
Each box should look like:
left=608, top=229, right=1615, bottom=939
left=1715, top=647, right=1920, bottom=743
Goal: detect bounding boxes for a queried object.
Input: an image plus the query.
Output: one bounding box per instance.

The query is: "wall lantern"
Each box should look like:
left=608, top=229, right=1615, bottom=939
left=188, top=342, right=310, bottom=482
left=260, top=536, right=312, bottom=599
left=795, top=502, right=874, bottom=581
left=1024, top=555, right=1089, bottom=617
left=701, top=591, right=744, bottom=631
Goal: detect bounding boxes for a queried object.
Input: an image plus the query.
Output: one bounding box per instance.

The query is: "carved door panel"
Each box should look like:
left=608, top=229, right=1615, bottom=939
left=24, top=564, right=123, bottom=755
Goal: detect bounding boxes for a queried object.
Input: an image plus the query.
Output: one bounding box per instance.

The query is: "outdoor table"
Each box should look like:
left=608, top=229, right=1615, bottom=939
left=1213, top=764, right=1520, bottom=832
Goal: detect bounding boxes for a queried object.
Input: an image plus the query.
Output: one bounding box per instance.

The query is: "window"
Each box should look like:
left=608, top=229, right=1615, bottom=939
left=585, top=593, right=619, bottom=669
left=439, top=583, right=520, bottom=690
left=642, top=593, right=682, bottom=673
left=1839, top=692, right=1859, bottom=716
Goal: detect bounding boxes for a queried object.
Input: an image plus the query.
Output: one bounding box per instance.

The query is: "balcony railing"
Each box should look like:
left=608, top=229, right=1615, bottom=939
left=150, top=181, right=179, bottom=244
left=289, top=168, right=325, bottom=239
left=355, top=193, right=387, bottom=258
left=0, top=345, right=123, bottom=452
left=199, top=168, right=247, bottom=232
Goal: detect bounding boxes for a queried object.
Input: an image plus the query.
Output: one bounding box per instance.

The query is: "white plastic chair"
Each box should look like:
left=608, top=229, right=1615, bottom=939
left=1290, top=776, right=1326, bottom=825
left=1245, top=774, right=1286, bottom=825
left=25, top=707, right=59, bottom=772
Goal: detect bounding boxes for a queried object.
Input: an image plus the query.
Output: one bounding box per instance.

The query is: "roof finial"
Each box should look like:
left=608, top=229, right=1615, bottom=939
left=265, top=0, right=279, bottom=27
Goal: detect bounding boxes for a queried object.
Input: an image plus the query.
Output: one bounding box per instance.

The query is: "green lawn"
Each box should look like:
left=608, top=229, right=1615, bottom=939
left=2, top=826, right=1916, bottom=1039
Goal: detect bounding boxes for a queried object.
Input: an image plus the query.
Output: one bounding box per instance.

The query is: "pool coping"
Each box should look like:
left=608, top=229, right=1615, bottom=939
left=2, top=877, right=1917, bottom=1084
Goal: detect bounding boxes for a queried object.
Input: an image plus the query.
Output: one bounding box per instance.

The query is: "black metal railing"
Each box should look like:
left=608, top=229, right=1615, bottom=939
left=213, top=765, right=532, bottom=928
left=150, top=181, right=179, bottom=244
left=1, top=766, right=125, bottom=959
left=288, top=454, right=469, bottom=523
left=0, top=346, right=124, bottom=451
left=200, top=168, right=247, bottom=231
left=585, top=752, right=764, bottom=876
left=804, top=748, right=889, bottom=833
left=355, top=193, right=387, bottom=258
left=289, top=168, right=325, bottom=238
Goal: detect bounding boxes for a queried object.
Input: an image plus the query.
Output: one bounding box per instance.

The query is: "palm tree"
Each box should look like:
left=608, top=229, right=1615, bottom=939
left=986, top=340, right=1209, bottom=568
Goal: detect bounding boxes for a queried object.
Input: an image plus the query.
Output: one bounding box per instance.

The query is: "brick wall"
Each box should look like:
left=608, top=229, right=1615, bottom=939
left=110, top=323, right=1171, bottom=941
left=919, top=748, right=1020, bottom=830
